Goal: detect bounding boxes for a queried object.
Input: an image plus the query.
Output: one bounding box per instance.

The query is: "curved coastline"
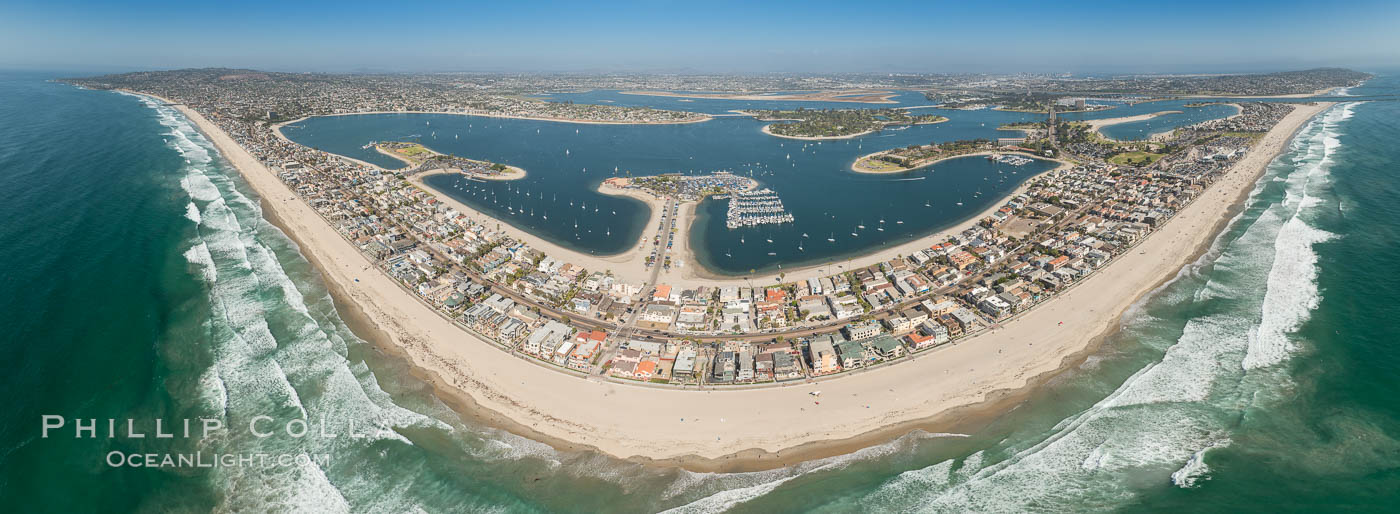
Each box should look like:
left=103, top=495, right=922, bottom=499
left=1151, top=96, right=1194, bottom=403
left=670, top=154, right=1071, bottom=287
left=159, top=88, right=1331, bottom=471
left=1085, top=109, right=1183, bottom=141
left=374, top=144, right=528, bottom=181
left=273, top=111, right=1036, bottom=287
left=275, top=109, right=713, bottom=129
left=851, top=149, right=1066, bottom=174
left=759, top=117, right=948, bottom=141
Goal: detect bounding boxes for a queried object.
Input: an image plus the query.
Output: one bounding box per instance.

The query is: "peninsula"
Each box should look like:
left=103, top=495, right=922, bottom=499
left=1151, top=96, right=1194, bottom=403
left=375, top=141, right=527, bottom=180
left=750, top=108, right=947, bottom=139
left=64, top=68, right=1342, bottom=471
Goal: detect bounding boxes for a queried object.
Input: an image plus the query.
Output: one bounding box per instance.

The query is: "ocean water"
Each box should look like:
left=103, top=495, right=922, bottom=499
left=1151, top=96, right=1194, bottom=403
left=2, top=70, right=1399, bottom=512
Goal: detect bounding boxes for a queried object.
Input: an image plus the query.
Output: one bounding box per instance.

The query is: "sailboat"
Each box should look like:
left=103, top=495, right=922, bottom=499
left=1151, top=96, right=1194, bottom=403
left=827, top=233, right=836, bottom=242
left=740, top=236, right=745, bottom=244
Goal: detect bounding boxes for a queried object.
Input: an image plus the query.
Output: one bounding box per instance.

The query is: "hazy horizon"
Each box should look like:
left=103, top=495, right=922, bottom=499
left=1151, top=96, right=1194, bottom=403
left=4, top=0, right=1398, bottom=75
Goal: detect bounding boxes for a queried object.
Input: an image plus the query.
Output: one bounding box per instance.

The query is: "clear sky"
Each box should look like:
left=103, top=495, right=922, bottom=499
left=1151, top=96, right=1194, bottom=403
left=3, top=0, right=1398, bottom=74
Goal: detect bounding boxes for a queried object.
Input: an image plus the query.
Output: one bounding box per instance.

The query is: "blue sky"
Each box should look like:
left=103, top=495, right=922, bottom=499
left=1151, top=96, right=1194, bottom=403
left=3, top=0, right=1398, bottom=73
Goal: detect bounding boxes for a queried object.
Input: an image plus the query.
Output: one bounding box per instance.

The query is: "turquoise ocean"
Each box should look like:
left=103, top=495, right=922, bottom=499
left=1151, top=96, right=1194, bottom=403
left=1, top=70, right=1398, bottom=511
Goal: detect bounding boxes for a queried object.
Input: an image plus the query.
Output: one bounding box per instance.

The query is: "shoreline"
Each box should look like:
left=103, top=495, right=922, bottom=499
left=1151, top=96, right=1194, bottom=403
left=1083, top=109, right=1184, bottom=141
left=274, top=107, right=1043, bottom=287
left=375, top=145, right=528, bottom=181
left=157, top=89, right=1333, bottom=471
left=273, top=109, right=713, bottom=129
left=623, top=89, right=900, bottom=104
left=850, top=149, right=1064, bottom=174
left=402, top=173, right=666, bottom=286
left=759, top=122, right=875, bottom=140
left=759, top=117, right=947, bottom=141
left=666, top=153, right=1072, bottom=287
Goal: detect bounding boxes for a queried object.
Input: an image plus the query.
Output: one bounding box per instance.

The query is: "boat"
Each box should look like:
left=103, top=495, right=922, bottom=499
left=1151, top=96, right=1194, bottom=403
left=802, top=233, right=809, bottom=238
left=896, top=220, right=904, bottom=224
left=851, top=231, right=859, bottom=237
left=827, top=233, right=836, bottom=242
left=766, top=238, right=773, bottom=243
left=767, top=252, right=777, bottom=256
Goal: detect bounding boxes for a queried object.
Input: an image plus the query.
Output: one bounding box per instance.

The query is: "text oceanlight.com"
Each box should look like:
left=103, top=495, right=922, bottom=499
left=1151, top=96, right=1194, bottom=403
left=106, top=451, right=331, bottom=468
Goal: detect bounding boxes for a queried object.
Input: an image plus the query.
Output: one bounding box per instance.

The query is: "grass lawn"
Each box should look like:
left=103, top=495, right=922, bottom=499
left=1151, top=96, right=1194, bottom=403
left=1107, top=151, right=1164, bottom=166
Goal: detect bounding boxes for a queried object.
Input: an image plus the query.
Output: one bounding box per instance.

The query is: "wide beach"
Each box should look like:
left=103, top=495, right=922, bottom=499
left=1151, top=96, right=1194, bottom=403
left=164, top=88, right=1333, bottom=471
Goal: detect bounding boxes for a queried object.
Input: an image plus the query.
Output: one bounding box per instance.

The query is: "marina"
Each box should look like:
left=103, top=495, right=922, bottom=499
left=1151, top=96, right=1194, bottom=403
left=725, top=188, right=795, bottom=228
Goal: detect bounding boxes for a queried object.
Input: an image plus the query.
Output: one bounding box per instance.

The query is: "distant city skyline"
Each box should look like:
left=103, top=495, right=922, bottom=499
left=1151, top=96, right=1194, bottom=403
left=3, top=0, right=1399, bottom=74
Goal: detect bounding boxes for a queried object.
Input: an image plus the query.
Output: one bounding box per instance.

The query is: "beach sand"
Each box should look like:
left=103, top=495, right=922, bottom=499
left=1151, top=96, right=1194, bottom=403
left=168, top=93, right=1331, bottom=472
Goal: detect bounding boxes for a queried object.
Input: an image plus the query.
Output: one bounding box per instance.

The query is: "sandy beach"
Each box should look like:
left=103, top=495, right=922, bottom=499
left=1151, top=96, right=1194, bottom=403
left=759, top=117, right=947, bottom=141
left=759, top=122, right=876, bottom=140
left=1084, top=109, right=1183, bottom=139
left=659, top=152, right=1073, bottom=289
left=850, top=149, right=1064, bottom=174
left=376, top=146, right=528, bottom=181
left=168, top=91, right=1330, bottom=471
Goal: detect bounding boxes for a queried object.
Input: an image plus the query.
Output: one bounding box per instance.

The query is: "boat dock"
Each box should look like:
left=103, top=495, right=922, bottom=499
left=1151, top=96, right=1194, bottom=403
left=726, top=188, right=795, bottom=229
